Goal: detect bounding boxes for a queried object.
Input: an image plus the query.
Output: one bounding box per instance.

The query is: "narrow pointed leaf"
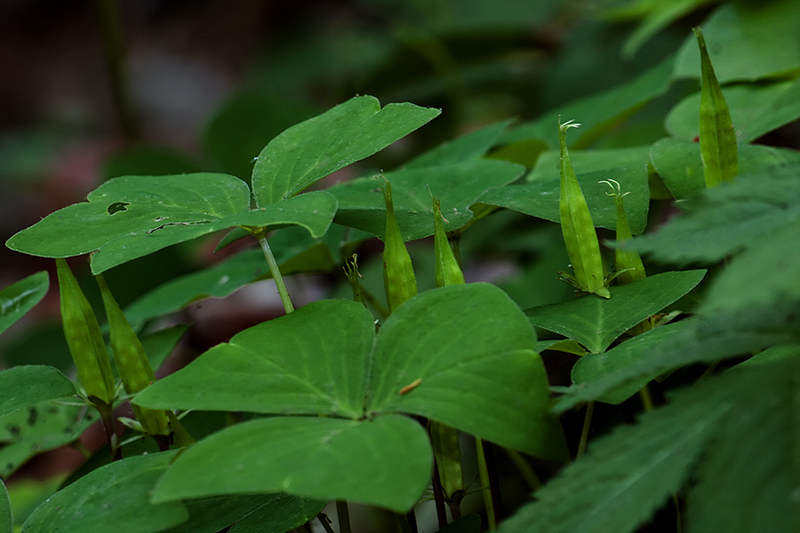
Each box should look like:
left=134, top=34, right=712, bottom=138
left=252, top=95, right=440, bottom=207
left=152, top=415, right=432, bottom=513
left=694, top=27, right=738, bottom=188
left=0, top=271, right=48, bottom=336
left=22, top=451, right=188, bottom=533
left=402, top=119, right=511, bottom=169
left=0, top=366, right=76, bottom=418
left=0, top=480, right=11, bottom=533
left=525, top=270, right=705, bottom=354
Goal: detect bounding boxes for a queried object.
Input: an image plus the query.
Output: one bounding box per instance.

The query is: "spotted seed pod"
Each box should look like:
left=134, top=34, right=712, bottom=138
left=381, top=177, right=417, bottom=313
left=558, top=119, right=610, bottom=298
left=96, top=273, right=170, bottom=436
left=56, top=259, right=116, bottom=407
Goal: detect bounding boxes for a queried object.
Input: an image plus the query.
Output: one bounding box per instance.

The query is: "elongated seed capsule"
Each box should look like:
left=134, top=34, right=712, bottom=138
left=381, top=177, right=417, bottom=313
left=433, top=198, right=465, bottom=288
left=56, top=259, right=116, bottom=406
left=96, top=273, right=170, bottom=436
left=694, top=27, right=738, bottom=188
left=430, top=420, right=465, bottom=506
left=558, top=119, right=610, bottom=298
left=601, top=179, right=646, bottom=286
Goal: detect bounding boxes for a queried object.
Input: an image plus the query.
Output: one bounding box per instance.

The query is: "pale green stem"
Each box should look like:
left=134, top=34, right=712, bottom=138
left=504, top=448, right=543, bottom=490
left=256, top=233, right=294, bottom=314
left=476, top=438, right=496, bottom=531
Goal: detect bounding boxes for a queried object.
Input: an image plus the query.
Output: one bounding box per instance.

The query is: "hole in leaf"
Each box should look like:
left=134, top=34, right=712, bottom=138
left=107, top=202, right=129, bottom=215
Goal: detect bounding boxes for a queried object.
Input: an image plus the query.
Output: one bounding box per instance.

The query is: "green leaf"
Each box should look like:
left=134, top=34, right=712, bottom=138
left=570, top=322, right=692, bottom=404
left=0, top=479, right=11, bottom=533
left=666, top=78, right=800, bottom=144
left=694, top=26, right=738, bottom=188
left=528, top=145, right=652, bottom=183
left=152, top=415, right=432, bottom=513
left=329, top=159, right=524, bottom=241
left=21, top=451, right=188, bottom=533
left=251, top=95, right=440, bottom=207
left=402, top=119, right=512, bottom=169
left=673, top=1, right=800, bottom=82
left=686, top=357, right=800, bottom=533
left=6, top=173, right=337, bottom=274
left=500, top=55, right=675, bottom=149
left=161, top=494, right=324, bottom=533
left=525, top=270, right=705, bottom=354
left=135, top=283, right=566, bottom=460
left=0, top=366, right=76, bottom=418
left=478, top=165, right=650, bottom=235
left=0, top=401, right=98, bottom=478
left=498, top=372, right=735, bottom=533
left=631, top=164, right=800, bottom=263
left=0, top=271, right=49, bottom=336
left=650, top=139, right=800, bottom=200
left=554, top=303, right=800, bottom=412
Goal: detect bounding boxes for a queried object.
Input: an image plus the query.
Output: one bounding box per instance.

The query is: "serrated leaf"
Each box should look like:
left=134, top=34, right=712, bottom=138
left=525, top=270, right=705, bottom=354
left=666, top=78, right=800, bottom=144
left=554, top=303, right=800, bottom=412
left=571, top=322, right=692, bottom=404
left=135, top=283, right=566, bottom=460
left=6, top=173, right=337, bottom=274
left=479, top=165, right=649, bottom=235
left=161, top=493, right=324, bottom=533
left=500, top=55, right=675, bottom=149
left=498, top=373, right=735, bottom=533
left=687, top=356, right=800, bottom=532
left=630, top=164, right=800, bottom=263
left=152, top=415, right=432, bottom=513
left=0, top=366, right=76, bottom=418
left=0, top=271, right=49, bottom=337
left=252, top=95, right=440, bottom=207
left=0, top=479, right=11, bottom=533
left=21, top=451, right=188, bottom=533
left=329, top=159, right=524, bottom=241
left=673, top=1, right=800, bottom=82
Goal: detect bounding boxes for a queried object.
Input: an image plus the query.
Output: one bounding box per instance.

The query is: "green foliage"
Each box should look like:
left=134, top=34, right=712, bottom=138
left=2, top=1, right=799, bottom=531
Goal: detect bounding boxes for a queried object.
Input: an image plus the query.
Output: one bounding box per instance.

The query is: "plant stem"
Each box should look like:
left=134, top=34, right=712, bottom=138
left=255, top=231, right=294, bottom=314
left=95, top=400, right=121, bottom=461
left=577, top=401, right=594, bottom=458
left=476, top=438, right=495, bottom=530
left=504, top=448, right=543, bottom=490
left=316, top=513, right=335, bottom=533
left=93, top=0, right=141, bottom=142
left=336, top=501, right=351, bottom=533
left=430, top=456, right=449, bottom=529
left=396, top=511, right=417, bottom=533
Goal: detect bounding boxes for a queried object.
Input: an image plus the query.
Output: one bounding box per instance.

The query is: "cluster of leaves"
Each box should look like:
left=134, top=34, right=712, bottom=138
left=2, top=0, right=800, bottom=532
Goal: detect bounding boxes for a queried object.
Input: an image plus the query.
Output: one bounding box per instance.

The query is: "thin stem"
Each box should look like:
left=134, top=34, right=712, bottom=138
left=256, top=232, right=294, bottom=314
left=482, top=440, right=503, bottom=525
left=639, top=385, right=654, bottom=412
left=396, top=512, right=416, bottom=533
left=476, top=438, right=496, bottom=531
left=95, top=400, right=121, bottom=461
left=336, top=501, right=351, bottom=533
left=577, top=401, right=594, bottom=458
left=504, top=448, right=543, bottom=490
left=430, top=456, right=449, bottom=529
left=316, top=513, right=335, bottom=533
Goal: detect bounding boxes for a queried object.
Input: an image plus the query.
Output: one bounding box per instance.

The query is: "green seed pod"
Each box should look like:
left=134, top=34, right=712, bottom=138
left=56, top=259, right=116, bottom=407
left=381, top=177, right=417, bottom=313
left=694, top=27, right=738, bottom=188
left=558, top=119, right=610, bottom=299
left=430, top=420, right=465, bottom=506
left=433, top=198, right=465, bottom=288
left=96, top=273, right=170, bottom=436
left=601, top=179, right=646, bottom=286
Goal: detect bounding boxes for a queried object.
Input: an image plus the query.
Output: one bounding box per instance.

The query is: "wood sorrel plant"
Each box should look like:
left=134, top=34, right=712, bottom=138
left=3, top=4, right=800, bottom=532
